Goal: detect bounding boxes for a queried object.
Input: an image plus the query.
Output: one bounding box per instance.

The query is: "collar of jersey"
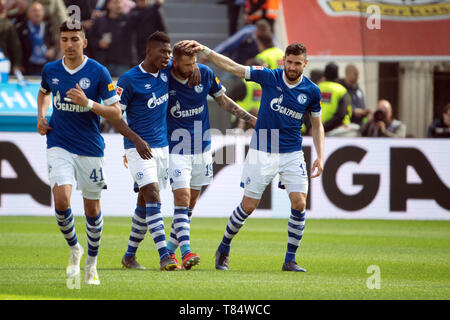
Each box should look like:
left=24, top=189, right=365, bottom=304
left=139, top=62, right=159, bottom=77
left=170, top=70, right=188, bottom=85
left=282, top=72, right=303, bottom=89
left=62, top=55, right=88, bottom=75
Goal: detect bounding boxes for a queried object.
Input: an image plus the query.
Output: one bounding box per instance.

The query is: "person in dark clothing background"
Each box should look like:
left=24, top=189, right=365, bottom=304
left=339, top=64, right=371, bottom=126
left=89, top=0, right=133, bottom=77
left=128, top=0, right=167, bottom=64
left=16, top=1, right=57, bottom=75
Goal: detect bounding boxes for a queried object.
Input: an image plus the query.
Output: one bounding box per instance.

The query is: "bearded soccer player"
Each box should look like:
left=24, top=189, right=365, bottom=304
left=37, top=21, right=122, bottom=285
left=131, top=42, right=257, bottom=270
left=181, top=40, right=324, bottom=272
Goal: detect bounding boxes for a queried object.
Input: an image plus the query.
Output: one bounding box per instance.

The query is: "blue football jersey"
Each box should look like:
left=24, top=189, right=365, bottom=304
left=245, top=66, right=321, bottom=153
left=167, top=64, right=225, bottom=155
left=117, top=63, right=171, bottom=149
left=40, top=56, right=119, bottom=157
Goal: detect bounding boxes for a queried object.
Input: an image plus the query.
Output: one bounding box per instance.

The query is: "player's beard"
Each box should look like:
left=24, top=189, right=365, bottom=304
left=175, top=67, right=192, bottom=80
left=285, top=69, right=302, bottom=82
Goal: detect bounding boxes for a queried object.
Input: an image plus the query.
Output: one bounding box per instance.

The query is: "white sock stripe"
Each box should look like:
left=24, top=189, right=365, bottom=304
left=174, top=206, right=189, bottom=210
left=237, top=205, right=249, bottom=217
left=155, top=241, right=167, bottom=249
left=86, top=221, right=103, bottom=230
left=87, top=238, right=101, bottom=247
left=179, top=240, right=190, bottom=247
left=224, top=230, right=234, bottom=239
left=230, top=215, right=245, bottom=228
left=128, top=240, right=141, bottom=247
left=150, top=229, right=166, bottom=238
left=63, top=229, right=76, bottom=240
left=288, top=226, right=304, bottom=235
left=145, top=203, right=161, bottom=208
left=86, top=229, right=102, bottom=240
left=289, top=219, right=305, bottom=226
left=176, top=230, right=190, bottom=237
left=55, top=211, right=72, bottom=219
left=148, top=220, right=164, bottom=231
left=233, top=209, right=247, bottom=222
left=288, top=238, right=301, bottom=246
left=174, top=221, right=189, bottom=229
left=146, top=213, right=163, bottom=223
left=130, top=231, right=146, bottom=239
left=132, top=223, right=148, bottom=231
left=133, top=214, right=146, bottom=224
left=226, top=221, right=239, bottom=233
left=58, top=222, right=74, bottom=231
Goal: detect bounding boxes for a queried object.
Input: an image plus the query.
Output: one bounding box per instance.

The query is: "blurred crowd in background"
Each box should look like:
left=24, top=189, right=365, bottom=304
left=0, top=0, right=448, bottom=138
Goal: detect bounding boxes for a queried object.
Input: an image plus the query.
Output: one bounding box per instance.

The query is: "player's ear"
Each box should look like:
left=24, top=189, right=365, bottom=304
left=83, top=38, right=88, bottom=49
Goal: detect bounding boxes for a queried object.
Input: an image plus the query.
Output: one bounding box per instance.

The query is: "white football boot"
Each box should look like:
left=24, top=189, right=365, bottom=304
left=66, top=244, right=84, bottom=278
left=85, top=258, right=100, bottom=285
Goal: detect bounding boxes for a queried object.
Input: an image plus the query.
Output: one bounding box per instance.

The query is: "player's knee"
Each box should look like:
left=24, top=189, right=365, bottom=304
left=291, top=198, right=306, bottom=212
left=137, top=191, right=146, bottom=207
left=53, top=195, right=71, bottom=211
left=241, top=197, right=259, bottom=214
left=84, top=199, right=100, bottom=217
left=54, top=199, right=70, bottom=211
left=141, top=184, right=160, bottom=203
left=173, top=189, right=190, bottom=207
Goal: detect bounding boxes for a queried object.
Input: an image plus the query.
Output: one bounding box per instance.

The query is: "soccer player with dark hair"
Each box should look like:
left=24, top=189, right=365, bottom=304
left=37, top=21, right=122, bottom=285
left=111, top=31, right=179, bottom=271
left=180, top=40, right=325, bottom=272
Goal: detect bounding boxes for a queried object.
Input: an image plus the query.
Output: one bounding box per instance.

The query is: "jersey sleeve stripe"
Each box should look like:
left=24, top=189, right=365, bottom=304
left=212, top=86, right=227, bottom=98
left=103, top=95, right=120, bottom=106
left=244, top=66, right=251, bottom=80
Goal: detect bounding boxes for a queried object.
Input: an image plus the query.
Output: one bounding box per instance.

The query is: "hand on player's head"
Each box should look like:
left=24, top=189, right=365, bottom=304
left=178, top=40, right=204, bottom=54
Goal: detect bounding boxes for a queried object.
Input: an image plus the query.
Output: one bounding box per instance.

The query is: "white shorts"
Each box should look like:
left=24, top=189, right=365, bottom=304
left=169, top=150, right=213, bottom=191
left=240, top=148, right=308, bottom=199
left=125, top=146, right=169, bottom=190
left=47, top=147, right=107, bottom=200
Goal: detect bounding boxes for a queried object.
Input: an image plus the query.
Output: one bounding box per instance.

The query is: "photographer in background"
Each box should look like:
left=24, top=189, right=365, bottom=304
left=361, top=99, right=406, bottom=138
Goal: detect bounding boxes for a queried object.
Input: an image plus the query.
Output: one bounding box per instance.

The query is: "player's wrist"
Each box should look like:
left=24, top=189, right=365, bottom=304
left=86, top=99, right=94, bottom=110
left=202, top=46, right=212, bottom=56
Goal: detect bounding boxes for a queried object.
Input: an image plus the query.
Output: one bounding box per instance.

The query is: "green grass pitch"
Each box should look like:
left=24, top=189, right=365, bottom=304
left=0, top=216, right=449, bottom=300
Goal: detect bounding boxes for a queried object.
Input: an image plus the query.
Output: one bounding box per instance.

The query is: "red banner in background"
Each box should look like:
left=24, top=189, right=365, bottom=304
left=282, top=0, right=450, bottom=60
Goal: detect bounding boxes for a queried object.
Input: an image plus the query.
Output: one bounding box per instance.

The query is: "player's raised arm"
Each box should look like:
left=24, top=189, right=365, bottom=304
left=214, top=94, right=257, bottom=127
left=180, top=40, right=246, bottom=79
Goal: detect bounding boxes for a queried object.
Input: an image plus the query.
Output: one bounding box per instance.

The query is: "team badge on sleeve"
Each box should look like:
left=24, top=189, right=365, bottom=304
left=215, top=76, right=220, bottom=85
left=116, top=86, right=123, bottom=97
left=108, top=83, right=115, bottom=91
left=253, top=66, right=264, bottom=71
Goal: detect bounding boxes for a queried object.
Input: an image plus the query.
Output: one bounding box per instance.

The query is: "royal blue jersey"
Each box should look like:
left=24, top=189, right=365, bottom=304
left=167, top=64, right=225, bottom=155
left=117, top=63, right=171, bottom=149
left=40, top=56, right=119, bottom=157
left=245, top=66, right=321, bottom=153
